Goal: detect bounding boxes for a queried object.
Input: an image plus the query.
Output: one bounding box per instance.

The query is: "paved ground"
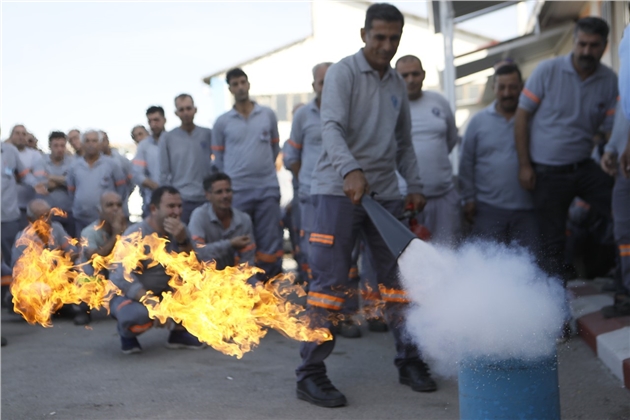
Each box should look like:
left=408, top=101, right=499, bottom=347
left=2, top=305, right=629, bottom=420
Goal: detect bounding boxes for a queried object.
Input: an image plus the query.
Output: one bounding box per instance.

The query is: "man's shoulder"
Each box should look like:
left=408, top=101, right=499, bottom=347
left=189, top=202, right=211, bottom=224
left=123, top=220, right=150, bottom=236
left=2, top=142, right=18, bottom=155
left=81, top=220, right=102, bottom=237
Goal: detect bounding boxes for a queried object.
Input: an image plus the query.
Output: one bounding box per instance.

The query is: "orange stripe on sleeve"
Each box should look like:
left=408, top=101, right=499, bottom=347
left=271, top=137, right=280, bottom=144
left=18, top=168, right=30, bottom=177
left=1, top=275, right=12, bottom=286
left=115, top=179, right=126, bottom=187
left=288, top=139, right=302, bottom=150
left=192, top=235, right=206, bottom=245
left=309, top=292, right=344, bottom=303
left=132, top=159, right=147, bottom=167
left=522, top=88, right=541, bottom=105
left=211, top=145, right=225, bottom=151
left=606, top=108, right=616, bottom=116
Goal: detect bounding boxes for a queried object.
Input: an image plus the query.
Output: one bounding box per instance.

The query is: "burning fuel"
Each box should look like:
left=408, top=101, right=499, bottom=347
left=11, top=218, right=331, bottom=357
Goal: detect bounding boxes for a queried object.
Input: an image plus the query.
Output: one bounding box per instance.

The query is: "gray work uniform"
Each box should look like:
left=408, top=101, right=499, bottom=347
left=67, top=154, right=127, bottom=235
left=188, top=202, right=255, bottom=270
left=108, top=149, right=134, bottom=217
left=109, top=219, right=192, bottom=338
left=1, top=142, right=37, bottom=265
left=132, top=135, right=161, bottom=216
left=159, top=126, right=213, bottom=224
left=283, top=99, right=322, bottom=274
left=459, top=102, right=537, bottom=250
left=519, top=53, right=618, bottom=165
left=17, top=147, right=44, bottom=213
left=408, top=91, right=460, bottom=246
left=212, top=104, right=283, bottom=277
left=33, top=154, right=76, bottom=237
left=605, top=104, right=630, bottom=293
left=297, top=49, right=423, bottom=382
left=518, top=53, right=618, bottom=279
left=12, top=221, right=77, bottom=269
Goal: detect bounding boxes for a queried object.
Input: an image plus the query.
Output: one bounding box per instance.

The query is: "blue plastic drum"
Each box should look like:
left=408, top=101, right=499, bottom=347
left=458, top=353, right=561, bottom=420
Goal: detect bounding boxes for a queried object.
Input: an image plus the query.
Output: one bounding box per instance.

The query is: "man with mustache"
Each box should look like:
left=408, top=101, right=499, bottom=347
left=460, top=64, right=537, bottom=251
left=515, top=17, right=618, bottom=288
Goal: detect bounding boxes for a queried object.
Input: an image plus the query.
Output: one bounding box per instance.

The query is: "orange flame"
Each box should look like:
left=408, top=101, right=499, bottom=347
left=11, top=218, right=117, bottom=327
left=11, top=218, right=331, bottom=356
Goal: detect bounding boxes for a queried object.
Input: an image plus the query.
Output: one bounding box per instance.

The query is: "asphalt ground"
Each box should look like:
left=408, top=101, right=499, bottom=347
left=2, top=304, right=629, bottom=420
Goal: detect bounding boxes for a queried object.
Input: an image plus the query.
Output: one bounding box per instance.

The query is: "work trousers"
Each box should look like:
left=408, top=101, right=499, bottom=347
left=416, top=188, right=461, bottom=247
left=613, top=175, right=630, bottom=293
left=233, top=187, right=284, bottom=278
left=471, top=202, right=539, bottom=254
left=296, top=195, right=420, bottom=381
left=532, top=160, right=613, bottom=281
left=110, top=295, right=153, bottom=339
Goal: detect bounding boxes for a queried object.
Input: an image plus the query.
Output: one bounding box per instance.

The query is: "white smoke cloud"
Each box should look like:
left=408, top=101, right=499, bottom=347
left=398, top=239, right=567, bottom=378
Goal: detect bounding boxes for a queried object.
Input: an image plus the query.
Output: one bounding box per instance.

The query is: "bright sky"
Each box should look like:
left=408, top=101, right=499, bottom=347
left=2, top=1, right=528, bottom=152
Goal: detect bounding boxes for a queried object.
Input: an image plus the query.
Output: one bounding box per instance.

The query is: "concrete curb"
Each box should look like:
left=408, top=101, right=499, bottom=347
left=568, top=280, right=630, bottom=389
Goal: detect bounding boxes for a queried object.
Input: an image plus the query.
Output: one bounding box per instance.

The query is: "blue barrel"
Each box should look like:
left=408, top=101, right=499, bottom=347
left=458, top=353, right=560, bottom=420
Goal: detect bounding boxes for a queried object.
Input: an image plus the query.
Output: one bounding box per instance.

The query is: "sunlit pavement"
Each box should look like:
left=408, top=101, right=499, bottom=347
left=2, top=295, right=629, bottom=420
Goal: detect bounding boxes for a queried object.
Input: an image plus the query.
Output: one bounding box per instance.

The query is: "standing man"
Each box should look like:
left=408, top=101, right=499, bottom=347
left=189, top=173, right=255, bottom=270
left=396, top=55, right=460, bottom=246
left=133, top=106, right=166, bottom=218
left=159, top=94, right=214, bottom=224
left=515, top=17, right=618, bottom=281
left=67, top=130, right=127, bottom=235
left=109, top=186, right=205, bottom=353
left=460, top=64, right=538, bottom=250
left=7, top=125, right=46, bottom=228
left=296, top=4, right=434, bottom=408
left=33, top=131, right=76, bottom=237
left=600, top=23, right=630, bottom=318
left=212, top=69, right=284, bottom=278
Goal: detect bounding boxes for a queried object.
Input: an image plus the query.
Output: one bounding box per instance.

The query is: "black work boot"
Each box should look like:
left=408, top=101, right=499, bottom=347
left=297, top=374, right=347, bottom=407
left=399, top=361, right=437, bottom=392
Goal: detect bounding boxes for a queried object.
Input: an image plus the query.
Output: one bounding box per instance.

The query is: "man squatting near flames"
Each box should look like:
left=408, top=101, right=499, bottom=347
left=295, top=3, right=437, bottom=408
left=109, top=186, right=206, bottom=354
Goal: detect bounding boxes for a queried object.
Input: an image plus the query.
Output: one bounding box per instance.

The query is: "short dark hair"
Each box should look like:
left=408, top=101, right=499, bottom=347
left=203, top=173, right=231, bottom=192
left=146, top=106, right=165, bottom=117
left=226, top=68, right=248, bottom=85
left=48, top=131, right=67, bottom=143
left=574, top=17, right=609, bottom=41
left=493, top=63, right=522, bottom=83
left=365, top=3, right=404, bottom=31
left=150, top=186, right=180, bottom=208
left=174, top=94, right=194, bottom=106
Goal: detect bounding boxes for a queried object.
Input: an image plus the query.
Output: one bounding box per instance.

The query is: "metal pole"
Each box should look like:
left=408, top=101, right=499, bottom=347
left=439, top=0, right=458, bottom=172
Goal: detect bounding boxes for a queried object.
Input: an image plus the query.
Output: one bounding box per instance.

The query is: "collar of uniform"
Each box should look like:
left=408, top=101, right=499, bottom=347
left=229, top=101, right=262, bottom=118
left=307, top=99, right=320, bottom=114
left=206, top=204, right=240, bottom=231
left=79, top=154, right=104, bottom=167
left=46, top=154, right=70, bottom=165
left=562, top=53, right=606, bottom=79
left=355, top=49, right=395, bottom=79
left=487, top=100, right=515, bottom=122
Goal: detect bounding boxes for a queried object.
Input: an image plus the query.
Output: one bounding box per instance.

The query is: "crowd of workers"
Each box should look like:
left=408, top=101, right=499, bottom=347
left=1, top=2, right=629, bottom=408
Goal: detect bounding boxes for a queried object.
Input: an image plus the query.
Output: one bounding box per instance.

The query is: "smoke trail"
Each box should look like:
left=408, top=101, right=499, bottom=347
left=398, top=239, right=567, bottom=377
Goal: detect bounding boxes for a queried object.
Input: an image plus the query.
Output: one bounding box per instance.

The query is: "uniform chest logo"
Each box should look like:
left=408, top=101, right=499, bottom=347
left=391, top=95, right=399, bottom=110
left=432, top=107, right=441, bottom=117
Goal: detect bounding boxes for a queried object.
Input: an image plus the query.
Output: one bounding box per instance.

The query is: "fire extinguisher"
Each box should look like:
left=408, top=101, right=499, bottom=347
left=403, top=202, right=432, bottom=242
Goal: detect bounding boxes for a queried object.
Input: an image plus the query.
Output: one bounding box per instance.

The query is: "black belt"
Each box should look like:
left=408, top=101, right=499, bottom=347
left=532, top=159, right=592, bottom=174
